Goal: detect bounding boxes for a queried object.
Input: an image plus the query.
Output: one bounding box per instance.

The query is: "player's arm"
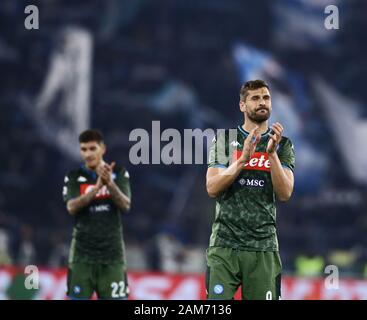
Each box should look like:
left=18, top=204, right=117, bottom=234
left=206, top=127, right=260, bottom=198
left=268, top=153, right=294, bottom=201
left=98, top=162, right=131, bottom=212
left=106, top=181, right=131, bottom=212
left=66, top=177, right=103, bottom=216
left=206, top=164, right=242, bottom=198
left=267, top=123, right=294, bottom=201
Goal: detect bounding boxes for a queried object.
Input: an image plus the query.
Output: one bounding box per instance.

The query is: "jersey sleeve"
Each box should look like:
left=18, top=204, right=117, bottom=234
left=208, top=131, right=230, bottom=169
left=62, top=172, right=80, bottom=203
left=115, top=168, right=132, bottom=201
left=277, top=138, right=295, bottom=172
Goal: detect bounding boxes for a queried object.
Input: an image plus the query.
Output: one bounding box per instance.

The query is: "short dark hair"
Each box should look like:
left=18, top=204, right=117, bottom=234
left=239, top=79, right=270, bottom=102
left=79, top=129, right=104, bottom=144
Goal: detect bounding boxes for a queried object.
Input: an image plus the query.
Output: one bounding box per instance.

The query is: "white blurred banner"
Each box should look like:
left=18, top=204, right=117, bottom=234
left=313, top=78, right=367, bottom=186
left=35, top=26, right=93, bottom=159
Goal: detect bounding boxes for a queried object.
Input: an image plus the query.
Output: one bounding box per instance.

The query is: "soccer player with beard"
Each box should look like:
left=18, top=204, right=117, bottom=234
left=206, top=80, right=295, bottom=300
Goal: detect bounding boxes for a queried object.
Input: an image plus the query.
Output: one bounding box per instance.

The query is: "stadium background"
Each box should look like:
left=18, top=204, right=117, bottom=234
left=1, top=0, right=367, bottom=299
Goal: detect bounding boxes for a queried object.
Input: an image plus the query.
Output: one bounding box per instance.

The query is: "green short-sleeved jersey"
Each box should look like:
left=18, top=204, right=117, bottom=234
left=208, top=126, right=295, bottom=251
left=63, top=164, right=131, bottom=264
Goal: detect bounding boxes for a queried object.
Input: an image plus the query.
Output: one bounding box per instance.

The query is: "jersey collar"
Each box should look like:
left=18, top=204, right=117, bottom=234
left=81, top=164, right=97, bottom=180
left=237, top=125, right=271, bottom=138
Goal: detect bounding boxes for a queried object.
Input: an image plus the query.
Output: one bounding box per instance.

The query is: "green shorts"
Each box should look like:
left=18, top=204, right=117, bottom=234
left=67, top=262, right=129, bottom=300
left=206, top=247, right=282, bottom=300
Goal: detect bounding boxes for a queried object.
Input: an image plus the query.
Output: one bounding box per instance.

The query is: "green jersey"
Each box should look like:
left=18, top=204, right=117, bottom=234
left=63, top=164, right=131, bottom=264
left=208, top=125, right=295, bottom=251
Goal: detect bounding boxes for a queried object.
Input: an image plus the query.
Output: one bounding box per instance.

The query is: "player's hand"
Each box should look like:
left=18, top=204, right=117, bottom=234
left=95, top=176, right=104, bottom=190
left=239, top=127, right=260, bottom=164
left=97, top=162, right=116, bottom=185
left=267, top=122, right=283, bottom=154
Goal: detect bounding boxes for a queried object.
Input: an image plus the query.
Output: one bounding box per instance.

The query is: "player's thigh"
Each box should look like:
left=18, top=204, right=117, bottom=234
left=206, top=247, right=241, bottom=300
left=96, top=263, right=129, bottom=300
left=242, top=251, right=282, bottom=300
left=67, top=262, right=94, bottom=299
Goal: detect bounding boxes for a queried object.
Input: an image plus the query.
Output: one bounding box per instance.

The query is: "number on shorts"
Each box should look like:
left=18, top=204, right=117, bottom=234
left=111, top=281, right=126, bottom=298
left=266, top=291, right=272, bottom=300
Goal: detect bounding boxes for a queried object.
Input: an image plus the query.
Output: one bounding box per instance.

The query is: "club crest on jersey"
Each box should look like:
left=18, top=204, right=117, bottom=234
left=233, top=151, right=271, bottom=172
left=80, top=184, right=111, bottom=199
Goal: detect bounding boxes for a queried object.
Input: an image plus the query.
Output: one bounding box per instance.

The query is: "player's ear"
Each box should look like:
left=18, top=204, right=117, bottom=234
left=239, top=100, right=246, bottom=112
left=101, top=142, right=106, bottom=155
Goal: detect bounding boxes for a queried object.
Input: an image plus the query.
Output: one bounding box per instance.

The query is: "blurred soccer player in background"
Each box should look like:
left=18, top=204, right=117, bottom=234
left=63, top=129, right=131, bottom=299
left=206, top=80, right=295, bottom=300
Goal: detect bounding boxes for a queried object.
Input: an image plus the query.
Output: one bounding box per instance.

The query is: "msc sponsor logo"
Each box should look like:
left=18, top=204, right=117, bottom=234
left=238, top=178, right=265, bottom=187
left=90, top=204, right=111, bottom=213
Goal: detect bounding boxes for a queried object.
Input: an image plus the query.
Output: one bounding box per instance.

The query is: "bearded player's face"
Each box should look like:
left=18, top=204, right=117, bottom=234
left=240, top=87, right=272, bottom=123
left=80, top=141, right=106, bottom=170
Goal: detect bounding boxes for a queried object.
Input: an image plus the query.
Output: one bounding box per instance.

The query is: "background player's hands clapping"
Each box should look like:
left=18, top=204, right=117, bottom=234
left=97, top=161, right=116, bottom=186
left=267, top=122, right=283, bottom=154
left=95, top=176, right=104, bottom=190
left=240, top=127, right=260, bottom=164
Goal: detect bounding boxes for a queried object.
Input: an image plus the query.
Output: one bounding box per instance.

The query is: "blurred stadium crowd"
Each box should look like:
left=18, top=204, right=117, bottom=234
left=1, top=0, right=367, bottom=278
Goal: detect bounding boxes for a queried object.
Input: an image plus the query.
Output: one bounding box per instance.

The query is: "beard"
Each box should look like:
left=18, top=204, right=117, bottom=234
left=246, top=107, right=271, bottom=123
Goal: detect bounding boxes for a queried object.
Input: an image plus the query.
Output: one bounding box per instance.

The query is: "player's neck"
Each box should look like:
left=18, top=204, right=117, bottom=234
left=242, top=120, right=269, bottom=135
left=85, top=164, right=97, bottom=172
left=85, top=160, right=105, bottom=172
